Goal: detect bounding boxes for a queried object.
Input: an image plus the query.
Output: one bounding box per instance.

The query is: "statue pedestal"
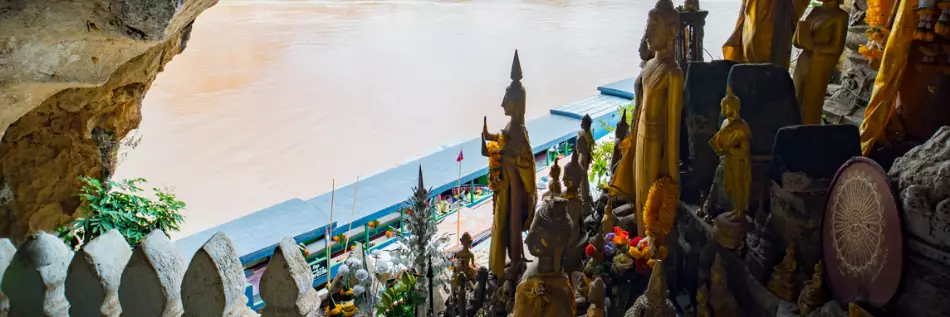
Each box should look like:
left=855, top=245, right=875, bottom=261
left=712, top=213, right=751, bottom=250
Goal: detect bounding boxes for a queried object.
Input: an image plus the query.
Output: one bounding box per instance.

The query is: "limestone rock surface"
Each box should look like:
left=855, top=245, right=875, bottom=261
left=0, top=0, right=217, bottom=241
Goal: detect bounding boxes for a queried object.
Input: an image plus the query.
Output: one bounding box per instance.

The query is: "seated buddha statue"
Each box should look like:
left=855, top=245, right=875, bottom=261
left=626, top=260, right=676, bottom=317
left=587, top=278, right=607, bottom=317
left=709, top=253, right=739, bottom=317
left=696, top=283, right=711, bottom=317
left=767, top=245, right=799, bottom=302
left=797, top=260, right=825, bottom=316
left=544, top=157, right=563, bottom=200
left=563, top=151, right=590, bottom=274
left=513, top=197, right=576, bottom=317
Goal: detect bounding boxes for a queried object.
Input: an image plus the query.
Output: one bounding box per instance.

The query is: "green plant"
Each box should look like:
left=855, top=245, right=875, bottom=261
left=56, top=176, right=185, bottom=250
left=376, top=271, right=423, bottom=317
left=589, top=140, right=616, bottom=188
left=599, top=103, right=636, bottom=135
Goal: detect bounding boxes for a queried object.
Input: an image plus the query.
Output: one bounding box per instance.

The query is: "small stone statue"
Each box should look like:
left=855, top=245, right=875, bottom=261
left=544, top=157, right=563, bottom=200
left=797, top=260, right=825, bottom=316
left=601, top=199, right=617, bottom=236
left=563, top=150, right=589, bottom=274
left=482, top=50, right=538, bottom=277
left=711, top=84, right=753, bottom=250
left=513, top=197, right=576, bottom=317
left=696, top=283, right=711, bottom=317
left=467, top=267, right=491, bottom=316
left=626, top=260, right=676, bottom=317
left=587, top=278, right=607, bottom=317
left=709, top=253, right=739, bottom=317
left=768, top=244, right=799, bottom=302
left=572, top=271, right=592, bottom=312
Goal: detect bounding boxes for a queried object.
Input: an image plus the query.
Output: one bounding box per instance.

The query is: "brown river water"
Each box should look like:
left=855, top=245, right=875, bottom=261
left=113, top=0, right=741, bottom=239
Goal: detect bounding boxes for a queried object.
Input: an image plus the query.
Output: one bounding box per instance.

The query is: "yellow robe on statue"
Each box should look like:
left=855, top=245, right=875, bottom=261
left=609, top=63, right=683, bottom=236
left=513, top=272, right=576, bottom=317
left=488, top=129, right=538, bottom=277
left=709, top=120, right=752, bottom=212
left=723, top=0, right=809, bottom=66
left=859, top=0, right=915, bottom=156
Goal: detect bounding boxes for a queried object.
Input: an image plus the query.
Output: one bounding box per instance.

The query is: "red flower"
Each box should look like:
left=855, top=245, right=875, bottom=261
left=634, top=257, right=652, bottom=276
left=630, top=236, right=643, bottom=246
left=585, top=244, right=599, bottom=258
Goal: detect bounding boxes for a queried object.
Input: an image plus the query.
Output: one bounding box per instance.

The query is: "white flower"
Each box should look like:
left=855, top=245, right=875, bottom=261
left=376, top=261, right=392, bottom=274
left=346, top=257, right=360, bottom=267
left=352, top=285, right=365, bottom=296
left=356, top=269, right=370, bottom=281
left=338, top=264, right=350, bottom=275
left=371, top=250, right=382, bottom=258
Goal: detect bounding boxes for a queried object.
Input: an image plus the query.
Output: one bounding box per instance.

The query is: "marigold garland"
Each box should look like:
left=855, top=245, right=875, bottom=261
left=485, top=137, right=504, bottom=192
left=642, top=177, right=679, bottom=240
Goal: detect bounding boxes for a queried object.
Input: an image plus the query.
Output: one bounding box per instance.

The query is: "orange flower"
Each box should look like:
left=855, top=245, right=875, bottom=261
left=385, top=230, right=394, bottom=237
left=642, top=177, right=679, bottom=240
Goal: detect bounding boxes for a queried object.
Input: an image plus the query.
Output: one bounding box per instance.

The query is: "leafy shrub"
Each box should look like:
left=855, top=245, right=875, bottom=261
left=56, top=176, right=185, bottom=250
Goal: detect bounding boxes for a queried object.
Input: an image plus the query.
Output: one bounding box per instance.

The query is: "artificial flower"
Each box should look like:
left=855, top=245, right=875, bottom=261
left=603, top=242, right=615, bottom=256
left=585, top=244, right=599, bottom=258
left=612, top=226, right=630, bottom=246
left=338, top=263, right=350, bottom=275
left=356, top=269, right=370, bottom=281
left=352, top=285, right=366, bottom=296
left=605, top=232, right=616, bottom=242
left=642, top=177, right=679, bottom=240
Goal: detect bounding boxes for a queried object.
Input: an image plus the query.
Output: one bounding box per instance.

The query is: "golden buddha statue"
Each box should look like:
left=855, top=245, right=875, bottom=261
left=626, top=260, right=676, bottom=317
left=792, top=0, right=848, bottom=124
left=482, top=50, right=538, bottom=277
left=544, top=156, right=563, bottom=200
left=709, top=253, right=739, bottom=317
left=513, top=197, right=576, bottom=317
left=723, top=0, right=811, bottom=67
left=610, top=0, right=684, bottom=237
left=602, top=198, right=617, bottom=236
left=455, top=232, right=478, bottom=281
left=798, top=260, right=825, bottom=316
left=563, top=150, right=589, bottom=274
left=696, top=283, right=711, bottom=317
left=767, top=244, right=799, bottom=301
left=575, top=131, right=596, bottom=218
left=710, top=85, right=753, bottom=250
left=587, top=278, right=607, bottom=317
left=580, top=114, right=595, bottom=171
left=611, top=110, right=630, bottom=175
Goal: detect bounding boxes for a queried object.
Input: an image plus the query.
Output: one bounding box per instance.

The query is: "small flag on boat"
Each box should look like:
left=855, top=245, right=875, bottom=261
left=457, top=148, right=464, bottom=162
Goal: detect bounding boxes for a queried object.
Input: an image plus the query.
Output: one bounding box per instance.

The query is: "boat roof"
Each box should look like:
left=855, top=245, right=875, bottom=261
left=175, top=88, right=633, bottom=264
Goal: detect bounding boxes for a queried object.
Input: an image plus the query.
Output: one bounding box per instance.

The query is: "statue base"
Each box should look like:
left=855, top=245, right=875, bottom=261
left=712, top=212, right=752, bottom=250
left=767, top=279, right=798, bottom=302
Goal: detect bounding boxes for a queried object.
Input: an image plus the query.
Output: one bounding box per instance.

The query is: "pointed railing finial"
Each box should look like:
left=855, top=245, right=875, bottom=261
left=417, top=165, right=425, bottom=190
left=511, top=50, right=522, bottom=82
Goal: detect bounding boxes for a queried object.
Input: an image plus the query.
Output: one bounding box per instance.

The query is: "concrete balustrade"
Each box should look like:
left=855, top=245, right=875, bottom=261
left=0, top=230, right=325, bottom=317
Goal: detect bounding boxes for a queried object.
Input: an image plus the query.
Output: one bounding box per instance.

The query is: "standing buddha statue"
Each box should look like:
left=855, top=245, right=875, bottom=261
left=792, top=0, right=847, bottom=124
left=481, top=50, right=538, bottom=277
left=709, top=253, right=739, bottom=317
left=575, top=131, right=595, bottom=219
left=723, top=0, right=811, bottom=67
left=610, top=109, right=630, bottom=175
left=626, top=260, right=676, bottom=317
left=513, top=197, right=576, bottom=317
left=711, top=84, right=753, bottom=250
left=562, top=150, right=589, bottom=274
left=455, top=232, right=478, bottom=283
left=798, top=260, right=825, bottom=316
left=544, top=156, right=563, bottom=200
left=610, top=0, right=684, bottom=237
left=768, top=244, right=800, bottom=301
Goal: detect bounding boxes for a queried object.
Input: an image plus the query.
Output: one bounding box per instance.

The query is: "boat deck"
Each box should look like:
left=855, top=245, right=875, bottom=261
left=175, top=90, right=632, bottom=263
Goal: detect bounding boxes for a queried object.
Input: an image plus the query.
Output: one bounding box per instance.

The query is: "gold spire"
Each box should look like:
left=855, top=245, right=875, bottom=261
left=722, top=84, right=740, bottom=111
left=511, top=50, right=523, bottom=82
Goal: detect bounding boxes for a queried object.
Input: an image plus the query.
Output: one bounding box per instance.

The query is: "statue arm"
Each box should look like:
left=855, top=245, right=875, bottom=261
left=667, top=72, right=684, bottom=183
left=793, top=20, right=812, bottom=50
left=812, top=16, right=848, bottom=55
left=722, top=0, right=747, bottom=60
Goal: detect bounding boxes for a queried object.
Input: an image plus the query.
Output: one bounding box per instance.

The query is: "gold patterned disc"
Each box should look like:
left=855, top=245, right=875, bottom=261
left=822, top=157, right=902, bottom=308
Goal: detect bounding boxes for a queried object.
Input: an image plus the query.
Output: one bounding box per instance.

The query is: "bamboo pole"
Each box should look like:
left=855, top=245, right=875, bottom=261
left=326, top=179, right=335, bottom=288
left=342, top=177, right=360, bottom=259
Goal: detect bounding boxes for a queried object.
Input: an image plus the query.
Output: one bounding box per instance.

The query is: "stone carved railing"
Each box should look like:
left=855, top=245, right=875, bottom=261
left=0, top=230, right=325, bottom=317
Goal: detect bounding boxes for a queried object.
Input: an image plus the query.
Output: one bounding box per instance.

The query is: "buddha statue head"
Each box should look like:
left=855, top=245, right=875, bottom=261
left=525, top=196, right=573, bottom=271
left=589, top=278, right=606, bottom=307
left=645, top=0, right=679, bottom=55
left=563, top=150, right=585, bottom=195
left=711, top=253, right=727, bottom=287
left=502, top=50, right=526, bottom=122
left=615, top=110, right=629, bottom=140
left=721, top=84, right=741, bottom=121
left=582, top=114, right=593, bottom=132
left=461, top=232, right=473, bottom=249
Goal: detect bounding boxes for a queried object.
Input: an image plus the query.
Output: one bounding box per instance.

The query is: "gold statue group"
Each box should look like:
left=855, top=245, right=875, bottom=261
left=459, top=0, right=849, bottom=315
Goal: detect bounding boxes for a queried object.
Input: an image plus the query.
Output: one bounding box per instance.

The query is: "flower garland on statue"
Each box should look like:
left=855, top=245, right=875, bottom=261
left=485, top=137, right=505, bottom=192
left=859, top=0, right=893, bottom=64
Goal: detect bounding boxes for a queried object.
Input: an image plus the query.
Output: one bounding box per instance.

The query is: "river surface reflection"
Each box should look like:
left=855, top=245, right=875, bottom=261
left=113, top=0, right=740, bottom=239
